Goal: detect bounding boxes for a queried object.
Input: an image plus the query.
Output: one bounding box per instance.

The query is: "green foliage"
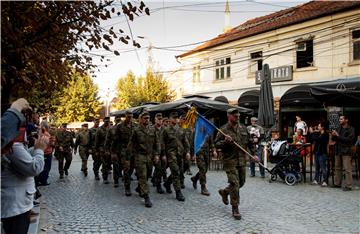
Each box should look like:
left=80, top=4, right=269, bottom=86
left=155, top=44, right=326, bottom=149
left=55, top=72, right=102, bottom=124
left=114, top=69, right=174, bottom=110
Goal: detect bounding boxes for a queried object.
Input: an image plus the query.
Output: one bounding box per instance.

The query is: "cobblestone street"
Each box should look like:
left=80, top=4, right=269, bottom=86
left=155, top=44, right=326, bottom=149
left=38, top=155, right=360, bottom=234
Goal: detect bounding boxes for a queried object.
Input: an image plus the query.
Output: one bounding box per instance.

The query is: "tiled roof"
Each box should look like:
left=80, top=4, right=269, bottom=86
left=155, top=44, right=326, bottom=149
left=177, top=1, right=360, bottom=58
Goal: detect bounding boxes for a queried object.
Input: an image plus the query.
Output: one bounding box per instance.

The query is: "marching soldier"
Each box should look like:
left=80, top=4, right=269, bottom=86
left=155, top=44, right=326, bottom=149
left=127, top=111, right=160, bottom=207
left=75, top=123, right=91, bottom=177
left=111, top=111, right=136, bottom=196
left=162, top=112, right=186, bottom=202
left=107, top=116, right=122, bottom=187
left=89, top=119, right=101, bottom=180
left=95, top=117, right=111, bottom=184
left=191, top=135, right=216, bottom=196
left=215, top=108, right=249, bottom=220
left=153, top=113, right=167, bottom=194
left=176, top=115, right=191, bottom=189
left=55, top=123, right=74, bottom=179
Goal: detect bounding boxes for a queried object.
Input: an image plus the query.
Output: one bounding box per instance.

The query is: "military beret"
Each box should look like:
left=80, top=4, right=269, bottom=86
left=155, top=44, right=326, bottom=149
left=115, top=116, right=121, bottom=120
left=140, top=111, right=150, bottom=118
left=61, top=123, right=67, bottom=127
left=169, top=112, right=179, bottom=118
left=155, top=113, right=163, bottom=118
left=227, top=108, right=240, bottom=115
left=93, top=118, right=100, bottom=122
left=82, top=123, right=88, bottom=127
left=251, top=117, right=258, bottom=121
left=103, top=117, right=110, bottom=121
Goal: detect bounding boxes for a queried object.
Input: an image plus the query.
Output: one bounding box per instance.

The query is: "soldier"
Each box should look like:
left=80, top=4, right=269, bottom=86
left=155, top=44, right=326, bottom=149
left=215, top=108, right=249, bottom=220
left=176, top=115, right=191, bottom=189
left=191, top=135, right=217, bottom=196
left=95, top=117, right=111, bottom=184
left=111, top=111, right=136, bottom=196
left=89, top=119, right=101, bottom=180
left=74, top=123, right=91, bottom=177
left=162, top=112, right=186, bottom=202
left=152, top=113, right=167, bottom=194
left=108, top=116, right=122, bottom=187
left=55, top=123, right=74, bottom=179
left=162, top=117, right=169, bottom=127
left=180, top=115, right=194, bottom=176
left=127, top=111, right=160, bottom=207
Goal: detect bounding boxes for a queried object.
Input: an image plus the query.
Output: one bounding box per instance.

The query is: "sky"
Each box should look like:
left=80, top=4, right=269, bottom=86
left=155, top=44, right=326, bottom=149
left=92, top=0, right=306, bottom=100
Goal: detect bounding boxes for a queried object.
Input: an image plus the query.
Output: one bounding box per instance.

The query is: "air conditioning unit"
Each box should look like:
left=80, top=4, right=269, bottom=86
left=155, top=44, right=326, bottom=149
left=296, top=42, right=306, bottom=51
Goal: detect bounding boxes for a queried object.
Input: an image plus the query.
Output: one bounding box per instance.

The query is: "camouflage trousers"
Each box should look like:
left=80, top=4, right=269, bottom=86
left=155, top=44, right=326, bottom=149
left=56, top=150, right=72, bottom=176
left=119, top=152, right=135, bottom=188
left=111, top=153, right=121, bottom=183
left=153, top=158, right=167, bottom=185
left=79, top=146, right=89, bottom=172
left=135, top=155, right=151, bottom=195
left=166, top=155, right=181, bottom=191
left=98, top=148, right=111, bottom=180
left=223, top=166, right=246, bottom=206
left=91, top=148, right=102, bottom=176
left=193, top=154, right=209, bottom=185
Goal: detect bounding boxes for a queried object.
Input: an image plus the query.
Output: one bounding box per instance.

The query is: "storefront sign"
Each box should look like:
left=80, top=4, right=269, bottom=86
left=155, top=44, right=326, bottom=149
left=256, top=65, right=293, bottom=84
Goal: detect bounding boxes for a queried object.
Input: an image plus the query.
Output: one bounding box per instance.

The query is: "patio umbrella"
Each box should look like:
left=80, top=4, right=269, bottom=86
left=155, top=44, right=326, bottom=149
left=258, top=64, right=275, bottom=139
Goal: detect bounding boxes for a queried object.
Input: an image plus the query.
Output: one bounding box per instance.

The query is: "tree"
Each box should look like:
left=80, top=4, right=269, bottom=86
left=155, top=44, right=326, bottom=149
left=1, top=1, right=150, bottom=107
left=54, top=72, right=102, bottom=124
left=114, top=69, right=174, bottom=110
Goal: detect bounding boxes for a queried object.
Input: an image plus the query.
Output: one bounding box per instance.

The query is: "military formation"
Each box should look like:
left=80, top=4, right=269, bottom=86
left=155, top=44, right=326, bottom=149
left=53, top=108, right=250, bottom=220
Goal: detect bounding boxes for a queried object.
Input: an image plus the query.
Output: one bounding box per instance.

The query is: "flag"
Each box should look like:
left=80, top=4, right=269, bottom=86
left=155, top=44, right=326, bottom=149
left=181, top=106, right=197, bottom=128
left=194, top=114, right=216, bottom=155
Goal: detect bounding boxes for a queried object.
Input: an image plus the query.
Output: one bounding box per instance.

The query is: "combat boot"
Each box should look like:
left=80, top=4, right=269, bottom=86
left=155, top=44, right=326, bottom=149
left=144, top=195, right=153, bottom=208
left=156, top=184, right=164, bottom=194
left=94, top=173, right=100, bottom=180
left=180, top=181, right=185, bottom=189
left=135, top=186, right=144, bottom=197
left=200, top=184, right=210, bottom=196
left=114, top=180, right=119, bottom=188
left=125, top=185, right=132, bottom=196
left=175, top=190, right=185, bottom=202
left=191, top=176, right=198, bottom=189
left=84, top=170, right=88, bottom=177
left=64, top=169, right=69, bottom=176
left=59, top=174, right=64, bottom=179
left=218, top=189, right=229, bottom=205
left=163, top=181, right=172, bottom=194
left=232, top=206, right=241, bottom=220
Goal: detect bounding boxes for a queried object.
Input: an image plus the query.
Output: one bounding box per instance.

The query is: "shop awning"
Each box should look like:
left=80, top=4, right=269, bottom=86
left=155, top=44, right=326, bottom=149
left=238, top=90, right=260, bottom=108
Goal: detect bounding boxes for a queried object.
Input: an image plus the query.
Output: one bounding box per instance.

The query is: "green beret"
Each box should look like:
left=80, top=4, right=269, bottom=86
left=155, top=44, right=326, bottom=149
left=155, top=113, right=163, bottom=118
left=227, top=108, right=240, bottom=115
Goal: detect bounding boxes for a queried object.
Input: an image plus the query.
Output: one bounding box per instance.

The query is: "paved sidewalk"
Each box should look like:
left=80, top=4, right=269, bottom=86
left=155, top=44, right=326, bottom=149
left=38, top=156, right=360, bottom=233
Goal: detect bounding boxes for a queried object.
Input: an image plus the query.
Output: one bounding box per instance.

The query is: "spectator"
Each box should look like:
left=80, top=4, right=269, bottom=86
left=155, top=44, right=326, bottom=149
left=247, top=117, right=265, bottom=178
left=36, top=121, right=55, bottom=186
left=1, top=129, right=48, bottom=234
left=310, top=122, right=329, bottom=186
left=331, top=115, right=355, bottom=191
left=1, top=98, right=30, bottom=149
left=294, top=115, right=308, bottom=136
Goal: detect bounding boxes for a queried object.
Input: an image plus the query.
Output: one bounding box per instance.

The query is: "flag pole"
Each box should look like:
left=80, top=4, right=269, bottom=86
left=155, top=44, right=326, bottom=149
left=186, top=105, right=270, bottom=172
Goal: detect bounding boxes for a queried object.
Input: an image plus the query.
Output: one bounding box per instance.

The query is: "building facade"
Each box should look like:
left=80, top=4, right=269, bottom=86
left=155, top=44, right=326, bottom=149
left=169, top=1, right=360, bottom=138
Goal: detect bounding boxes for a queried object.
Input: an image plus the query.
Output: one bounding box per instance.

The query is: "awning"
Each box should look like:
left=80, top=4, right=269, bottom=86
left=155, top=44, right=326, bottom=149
left=310, top=86, right=360, bottom=107
left=280, top=85, right=321, bottom=106
left=110, top=103, right=159, bottom=117
left=238, top=90, right=260, bottom=108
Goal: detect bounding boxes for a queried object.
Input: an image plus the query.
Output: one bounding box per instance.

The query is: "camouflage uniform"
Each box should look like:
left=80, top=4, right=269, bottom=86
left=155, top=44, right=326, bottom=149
left=107, top=120, right=121, bottom=185
left=55, top=127, right=74, bottom=178
left=95, top=122, right=110, bottom=182
left=215, top=109, right=248, bottom=219
left=75, top=126, right=90, bottom=176
left=89, top=124, right=101, bottom=179
left=191, top=135, right=214, bottom=195
left=162, top=115, right=187, bottom=201
left=112, top=120, right=136, bottom=195
left=153, top=124, right=167, bottom=193
left=127, top=123, right=160, bottom=202
left=176, top=126, right=190, bottom=187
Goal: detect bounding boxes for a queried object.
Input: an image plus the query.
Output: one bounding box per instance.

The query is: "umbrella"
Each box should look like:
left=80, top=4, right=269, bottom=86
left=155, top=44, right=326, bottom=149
left=258, top=64, right=275, bottom=138
left=310, top=86, right=360, bottom=107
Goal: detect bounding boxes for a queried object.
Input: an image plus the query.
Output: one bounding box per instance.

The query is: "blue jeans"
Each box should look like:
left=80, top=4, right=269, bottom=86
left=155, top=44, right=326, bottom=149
left=37, top=153, right=53, bottom=184
left=314, top=152, right=327, bottom=183
left=250, top=144, right=264, bottom=176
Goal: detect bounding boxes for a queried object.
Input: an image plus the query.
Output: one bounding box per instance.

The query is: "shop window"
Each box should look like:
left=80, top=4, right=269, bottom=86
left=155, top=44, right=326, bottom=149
left=215, top=57, right=231, bottom=80
left=192, top=65, right=200, bottom=83
left=249, top=51, right=263, bottom=73
left=296, top=40, right=313, bottom=68
left=352, top=29, right=360, bottom=61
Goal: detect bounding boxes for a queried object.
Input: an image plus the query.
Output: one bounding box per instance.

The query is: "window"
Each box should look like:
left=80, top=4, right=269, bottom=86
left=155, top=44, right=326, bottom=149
left=250, top=51, right=263, bottom=73
left=352, top=29, right=360, bottom=61
left=215, top=57, right=231, bottom=80
left=192, top=65, right=200, bottom=83
left=296, top=39, right=313, bottom=68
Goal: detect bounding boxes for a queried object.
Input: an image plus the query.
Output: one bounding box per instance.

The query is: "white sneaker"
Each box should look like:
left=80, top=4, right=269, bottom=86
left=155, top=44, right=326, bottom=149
left=311, top=180, right=318, bottom=185
left=321, top=182, right=328, bottom=187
